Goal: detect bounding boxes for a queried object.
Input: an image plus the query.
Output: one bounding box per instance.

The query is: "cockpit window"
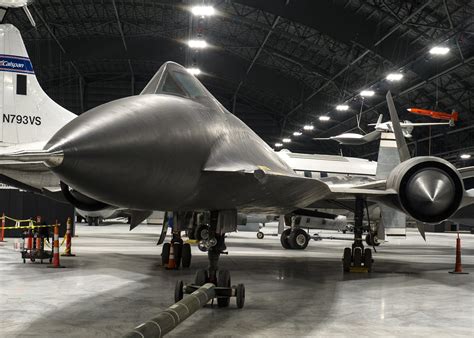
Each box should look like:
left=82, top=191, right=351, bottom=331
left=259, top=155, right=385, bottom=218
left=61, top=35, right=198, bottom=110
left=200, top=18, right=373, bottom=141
left=161, top=72, right=187, bottom=97
left=158, top=69, right=208, bottom=99
left=171, top=71, right=207, bottom=98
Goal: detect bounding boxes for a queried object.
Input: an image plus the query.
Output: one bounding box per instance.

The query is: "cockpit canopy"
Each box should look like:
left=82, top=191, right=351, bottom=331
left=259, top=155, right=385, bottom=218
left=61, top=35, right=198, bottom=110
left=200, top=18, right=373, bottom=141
left=141, top=62, right=226, bottom=113
left=141, top=62, right=206, bottom=98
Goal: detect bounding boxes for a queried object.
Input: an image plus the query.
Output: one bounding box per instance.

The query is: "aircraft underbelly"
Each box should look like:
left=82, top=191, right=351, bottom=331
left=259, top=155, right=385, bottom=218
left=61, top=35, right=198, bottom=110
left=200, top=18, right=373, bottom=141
left=177, top=171, right=329, bottom=214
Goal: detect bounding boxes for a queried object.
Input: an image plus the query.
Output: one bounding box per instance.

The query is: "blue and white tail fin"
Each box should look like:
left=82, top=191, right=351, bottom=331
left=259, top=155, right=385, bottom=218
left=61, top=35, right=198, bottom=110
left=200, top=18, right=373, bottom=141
left=0, top=24, right=76, bottom=146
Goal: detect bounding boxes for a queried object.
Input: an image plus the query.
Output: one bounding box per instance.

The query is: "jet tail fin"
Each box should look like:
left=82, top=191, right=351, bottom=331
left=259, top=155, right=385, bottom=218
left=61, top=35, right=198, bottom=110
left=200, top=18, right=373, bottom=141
left=375, top=94, right=408, bottom=239
left=0, top=24, right=76, bottom=146
left=386, top=91, right=410, bottom=162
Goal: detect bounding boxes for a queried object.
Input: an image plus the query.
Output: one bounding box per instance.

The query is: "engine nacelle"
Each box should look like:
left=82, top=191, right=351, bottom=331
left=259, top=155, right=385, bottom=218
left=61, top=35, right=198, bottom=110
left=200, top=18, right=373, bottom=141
left=60, top=181, right=110, bottom=211
left=385, top=157, right=464, bottom=224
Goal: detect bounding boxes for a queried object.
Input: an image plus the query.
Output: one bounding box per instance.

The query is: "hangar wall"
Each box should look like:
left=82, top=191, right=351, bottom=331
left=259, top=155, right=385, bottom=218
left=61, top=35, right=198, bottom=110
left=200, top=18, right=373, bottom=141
left=0, top=187, right=74, bottom=237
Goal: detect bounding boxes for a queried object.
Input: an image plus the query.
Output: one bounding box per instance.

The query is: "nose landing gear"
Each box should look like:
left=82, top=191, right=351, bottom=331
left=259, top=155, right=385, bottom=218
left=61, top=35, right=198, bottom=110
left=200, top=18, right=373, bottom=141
left=175, top=211, right=245, bottom=308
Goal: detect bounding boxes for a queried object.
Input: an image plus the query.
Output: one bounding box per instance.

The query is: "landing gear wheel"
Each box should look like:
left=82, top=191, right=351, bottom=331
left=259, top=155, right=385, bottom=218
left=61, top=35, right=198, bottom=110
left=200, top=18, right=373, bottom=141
left=288, top=228, right=309, bottom=250
left=195, top=224, right=210, bottom=241
left=365, top=234, right=380, bottom=246
left=194, top=269, right=208, bottom=286
left=173, top=243, right=183, bottom=268
left=217, top=269, right=231, bottom=308
left=236, top=283, right=245, bottom=309
left=187, top=229, right=196, bottom=240
left=174, top=280, right=184, bottom=302
left=364, top=248, right=373, bottom=272
left=87, top=217, right=93, bottom=226
left=353, top=247, right=362, bottom=267
left=181, top=243, right=192, bottom=268
left=280, top=228, right=292, bottom=249
left=161, top=243, right=170, bottom=266
left=257, top=231, right=264, bottom=239
left=342, top=247, right=351, bottom=272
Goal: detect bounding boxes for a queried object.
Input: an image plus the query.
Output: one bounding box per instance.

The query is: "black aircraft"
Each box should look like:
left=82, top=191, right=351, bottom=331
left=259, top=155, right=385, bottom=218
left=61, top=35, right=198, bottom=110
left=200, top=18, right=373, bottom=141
left=2, top=61, right=473, bottom=296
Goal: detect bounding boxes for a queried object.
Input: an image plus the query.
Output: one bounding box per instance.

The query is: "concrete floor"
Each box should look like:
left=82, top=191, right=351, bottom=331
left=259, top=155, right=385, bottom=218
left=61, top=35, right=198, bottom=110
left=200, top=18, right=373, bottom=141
left=1, top=223, right=473, bottom=337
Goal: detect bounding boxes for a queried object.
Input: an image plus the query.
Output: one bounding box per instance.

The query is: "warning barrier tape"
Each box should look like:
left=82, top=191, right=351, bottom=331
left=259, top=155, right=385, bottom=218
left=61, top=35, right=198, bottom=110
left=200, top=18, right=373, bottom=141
left=1, top=224, right=59, bottom=230
left=44, top=235, right=66, bottom=248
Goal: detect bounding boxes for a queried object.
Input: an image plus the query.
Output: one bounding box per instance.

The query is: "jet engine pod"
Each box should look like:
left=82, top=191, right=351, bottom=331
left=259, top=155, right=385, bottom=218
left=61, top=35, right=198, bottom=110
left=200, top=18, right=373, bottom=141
left=386, top=157, right=464, bottom=224
left=60, top=181, right=109, bottom=211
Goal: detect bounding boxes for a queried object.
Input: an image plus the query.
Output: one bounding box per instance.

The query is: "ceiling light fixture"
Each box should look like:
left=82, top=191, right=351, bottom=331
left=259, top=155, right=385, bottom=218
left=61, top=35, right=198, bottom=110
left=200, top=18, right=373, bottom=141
left=282, top=138, right=291, bottom=143
left=274, top=142, right=283, bottom=147
left=187, top=39, right=208, bottom=49
left=293, top=131, right=302, bottom=136
left=336, top=104, right=349, bottom=111
left=429, top=46, right=450, bottom=55
left=460, top=154, right=471, bottom=159
left=360, top=90, right=375, bottom=97
left=186, top=67, right=201, bottom=75
left=319, top=116, right=330, bottom=121
left=386, top=73, right=403, bottom=81
left=191, top=5, right=215, bottom=16
left=303, top=125, right=314, bottom=131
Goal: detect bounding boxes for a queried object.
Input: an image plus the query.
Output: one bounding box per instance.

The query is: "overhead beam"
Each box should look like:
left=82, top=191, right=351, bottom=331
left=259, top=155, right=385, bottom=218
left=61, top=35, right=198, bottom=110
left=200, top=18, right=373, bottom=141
left=232, top=0, right=289, bottom=113
left=31, top=3, right=83, bottom=79
left=283, top=0, right=433, bottom=120
left=112, top=0, right=135, bottom=95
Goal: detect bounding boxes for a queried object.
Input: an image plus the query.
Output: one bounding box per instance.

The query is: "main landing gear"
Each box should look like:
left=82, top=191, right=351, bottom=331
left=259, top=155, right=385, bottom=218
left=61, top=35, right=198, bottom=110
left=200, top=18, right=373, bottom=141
left=342, top=197, right=373, bottom=273
left=175, top=211, right=245, bottom=308
left=280, top=228, right=310, bottom=250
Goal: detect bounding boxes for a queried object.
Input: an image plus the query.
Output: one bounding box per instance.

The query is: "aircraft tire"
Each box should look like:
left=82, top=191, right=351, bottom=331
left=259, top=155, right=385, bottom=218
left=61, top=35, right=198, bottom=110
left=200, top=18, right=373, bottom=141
left=353, top=247, right=362, bottom=267
left=343, top=247, right=351, bottom=272
left=181, top=243, right=192, bottom=268
left=236, top=283, right=245, bottom=309
left=257, top=231, right=264, bottom=239
left=288, top=228, right=309, bottom=250
left=366, top=234, right=380, bottom=246
left=194, top=224, right=210, bottom=241
left=217, top=269, right=231, bottom=308
left=175, top=280, right=184, bottom=302
left=194, top=269, right=208, bottom=286
left=364, top=248, right=373, bottom=272
left=174, top=243, right=182, bottom=268
left=87, top=217, right=93, bottom=226
left=161, top=243, right=170, bottom=266
left=280, top=229, right=292, bottom=249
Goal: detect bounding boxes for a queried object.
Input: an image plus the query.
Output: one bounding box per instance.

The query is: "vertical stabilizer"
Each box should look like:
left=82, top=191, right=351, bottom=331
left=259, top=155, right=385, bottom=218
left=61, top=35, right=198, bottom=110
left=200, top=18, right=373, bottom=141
left=0, top=24, right=76, bottom=146
left=376, top=132, right=406, bottom=238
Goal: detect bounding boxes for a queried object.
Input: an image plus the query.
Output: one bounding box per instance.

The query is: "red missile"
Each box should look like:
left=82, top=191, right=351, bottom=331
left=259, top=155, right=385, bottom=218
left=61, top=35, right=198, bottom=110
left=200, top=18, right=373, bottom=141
left=407, top=108, right=458, bottom=122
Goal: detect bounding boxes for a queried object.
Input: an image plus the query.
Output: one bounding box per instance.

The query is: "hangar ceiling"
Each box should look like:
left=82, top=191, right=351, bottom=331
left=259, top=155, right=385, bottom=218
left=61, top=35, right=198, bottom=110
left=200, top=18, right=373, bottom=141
left=4, top=0, right=474, bottom=165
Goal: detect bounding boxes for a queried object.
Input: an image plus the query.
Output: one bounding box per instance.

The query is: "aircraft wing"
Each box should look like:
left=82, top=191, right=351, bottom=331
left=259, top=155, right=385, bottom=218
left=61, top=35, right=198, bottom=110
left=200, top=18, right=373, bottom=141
left=202, top=165, right=396, bottom=214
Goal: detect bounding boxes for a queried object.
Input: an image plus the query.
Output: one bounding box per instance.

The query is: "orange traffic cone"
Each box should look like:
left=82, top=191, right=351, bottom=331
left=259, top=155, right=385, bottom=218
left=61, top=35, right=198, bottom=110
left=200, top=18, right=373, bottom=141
left=48, top=223, right=65, bottom=268
left=62, top=217, right=75, bottom=257
left=166, top=243, right=176, bottom=270
left=0, top=212, right=5, bottom=242
left=449, top=233, right=468, bottom=274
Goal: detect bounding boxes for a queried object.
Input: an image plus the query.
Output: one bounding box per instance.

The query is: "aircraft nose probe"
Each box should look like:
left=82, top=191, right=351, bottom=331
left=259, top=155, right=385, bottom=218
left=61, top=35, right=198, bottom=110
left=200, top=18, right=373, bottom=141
left=0, top=148, right=64, bottom=167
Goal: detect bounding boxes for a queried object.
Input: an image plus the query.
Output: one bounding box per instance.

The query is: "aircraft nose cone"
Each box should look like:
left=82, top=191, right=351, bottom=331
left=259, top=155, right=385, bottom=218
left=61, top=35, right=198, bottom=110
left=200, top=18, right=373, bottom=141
left=405, top=168, right=455, bottom=215
left=44, top=94, right=209, bottom=209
